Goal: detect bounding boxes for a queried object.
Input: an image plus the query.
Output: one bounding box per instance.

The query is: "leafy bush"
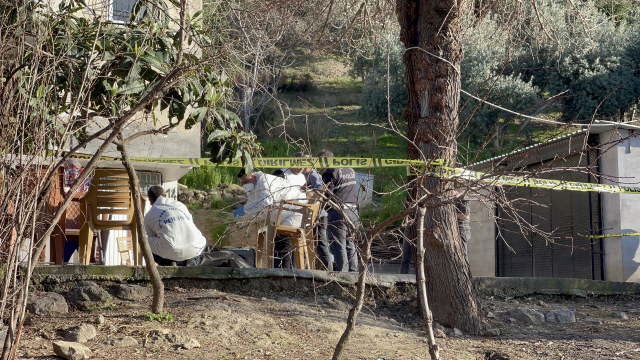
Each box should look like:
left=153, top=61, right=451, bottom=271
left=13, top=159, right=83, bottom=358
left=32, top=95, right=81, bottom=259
left=179, top=166, right=237, bottom=190
left=144, top=311, right=174, bottom=322
left=278, top=73, right=316, bottom=92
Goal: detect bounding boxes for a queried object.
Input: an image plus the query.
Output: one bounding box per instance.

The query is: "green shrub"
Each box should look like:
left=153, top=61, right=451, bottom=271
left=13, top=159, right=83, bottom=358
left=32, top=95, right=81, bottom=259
left=144, top=311, right=174, bottom=322
left=179, top=166, right=237, bottom=190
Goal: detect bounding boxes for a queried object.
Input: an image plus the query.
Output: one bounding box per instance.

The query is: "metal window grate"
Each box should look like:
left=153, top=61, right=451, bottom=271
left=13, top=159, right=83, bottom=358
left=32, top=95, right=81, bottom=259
left=110, top=0, right=137, bottom=22
left=136, top=171, right=161, bottom=194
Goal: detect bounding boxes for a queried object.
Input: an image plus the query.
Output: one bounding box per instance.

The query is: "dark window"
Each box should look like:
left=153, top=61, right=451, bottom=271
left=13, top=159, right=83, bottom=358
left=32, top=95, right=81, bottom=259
left=110, top=0, right=139, bottom=23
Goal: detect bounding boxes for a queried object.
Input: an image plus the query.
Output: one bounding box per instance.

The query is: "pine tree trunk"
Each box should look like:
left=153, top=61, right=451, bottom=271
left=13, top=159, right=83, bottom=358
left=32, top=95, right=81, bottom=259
left=396, top=0, right=484, bottom=333
left=119, top=137, right=165, bottom=313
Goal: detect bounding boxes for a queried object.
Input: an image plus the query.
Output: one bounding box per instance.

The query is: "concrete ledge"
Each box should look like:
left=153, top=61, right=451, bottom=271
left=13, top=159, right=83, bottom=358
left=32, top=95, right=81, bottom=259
left=473, top=277, right=640, bottom=297
left=30, top=265, right=416, bottom=289
left=30, top=266, right=640, bottom=297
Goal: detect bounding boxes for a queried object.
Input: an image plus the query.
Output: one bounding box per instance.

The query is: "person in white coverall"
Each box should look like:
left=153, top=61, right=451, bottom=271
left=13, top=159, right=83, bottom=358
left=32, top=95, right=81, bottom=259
left=279, top=152, right=307, bottom=188
left=144, top=186, right=207, bottom=266
left=235, top=168, right=307, bottom=268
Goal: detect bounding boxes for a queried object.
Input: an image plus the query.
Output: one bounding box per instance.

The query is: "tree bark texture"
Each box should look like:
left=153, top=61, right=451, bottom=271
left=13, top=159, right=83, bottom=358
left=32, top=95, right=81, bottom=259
left=119, top=137, right=165, bottom=313
left=396, top=0, right=484, bottom=333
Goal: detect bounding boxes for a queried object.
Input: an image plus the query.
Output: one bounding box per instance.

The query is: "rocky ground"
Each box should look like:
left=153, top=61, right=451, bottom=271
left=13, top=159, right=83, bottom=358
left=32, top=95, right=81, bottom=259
left=13, top=280, right=640, bottom=360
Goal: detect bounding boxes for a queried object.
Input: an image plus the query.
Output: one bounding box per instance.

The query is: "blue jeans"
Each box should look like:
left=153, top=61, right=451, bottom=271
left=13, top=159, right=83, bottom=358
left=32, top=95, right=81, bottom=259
left=328, top=208, right=359, bottom=272
left=315, top=216, right=333, bottom=270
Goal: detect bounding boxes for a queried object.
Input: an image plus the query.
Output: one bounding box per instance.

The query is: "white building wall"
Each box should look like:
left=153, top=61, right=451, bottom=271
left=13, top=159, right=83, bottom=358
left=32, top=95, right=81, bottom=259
left=600, top=129, right=640, bottom=282
left=468, top=197, right=496, bottom=277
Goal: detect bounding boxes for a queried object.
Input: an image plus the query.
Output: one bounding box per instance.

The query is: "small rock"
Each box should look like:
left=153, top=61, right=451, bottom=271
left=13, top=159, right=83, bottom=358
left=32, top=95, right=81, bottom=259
left=221, top=189, right=235, bottom=202
left=453, top=328, right=463, bottom=337
left=482, top=328, right=501, bottom=337
left=545, top=309, right=576, bottom=323
left=508, top=318, right=517, bottom=323
left=164, top=333, right=179, bottom=343
left=325, top=298, right=350, bottom=312
left=181, top=338, right=201, bottom=350
left=584, top=318, right=603, bottom=325
left=411, top=300, right=418, bottom=308
left=64, top=324, right=97, bottom=344
left=511, top=300, right=520, bottom=305
left=38, top=330, right=53, bottom=340
left=537, top=300, right=547, bottom=307
left=301, top=286, right=308, bottom=291
left=113, top=284, right=153, bottom=301
left=433, top=322, right=445, bottom=331
left=94, top=315, right=105, bottom=325
left=434, top=329, right=446, bottom=338
left=27, top=292, right=68, bottom=316
left=52, top=341, right=92, bottom=360
left=153, top=328, right=171, bottom=335
left=509, top=307, right=545, bottom=325
left=104, top=336, right=138, bottom=347
left=67, top=281, right=112, bottom=311
left=228, top=184, right=247, bottom=196
left=612, top=312, right=629, bottom=320
left=486, top=312, right=496, bottom=319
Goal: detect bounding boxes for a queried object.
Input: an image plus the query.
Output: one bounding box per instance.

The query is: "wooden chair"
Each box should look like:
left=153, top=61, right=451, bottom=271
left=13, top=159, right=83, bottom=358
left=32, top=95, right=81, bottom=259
left=116, top=237, right=133, bottom=265
left=78, top=169, right=141, bottom=265
left=256, top=199, right=321, bottom=270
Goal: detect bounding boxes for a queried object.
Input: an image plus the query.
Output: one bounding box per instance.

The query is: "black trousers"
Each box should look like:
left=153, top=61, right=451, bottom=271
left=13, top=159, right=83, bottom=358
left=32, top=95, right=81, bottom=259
left=274, top=235, right=295, bottom=269
left=153, top=253, right=186, bottom=266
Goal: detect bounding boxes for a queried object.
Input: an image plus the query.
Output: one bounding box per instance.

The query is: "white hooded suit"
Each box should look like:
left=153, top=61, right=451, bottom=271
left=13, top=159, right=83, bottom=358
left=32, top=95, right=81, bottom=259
left=242, top=172, right=307, bottom=226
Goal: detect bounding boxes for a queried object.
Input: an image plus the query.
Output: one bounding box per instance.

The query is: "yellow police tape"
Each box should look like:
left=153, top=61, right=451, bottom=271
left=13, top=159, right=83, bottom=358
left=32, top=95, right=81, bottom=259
left=407, top=164, right=640, bottom=194
left=49, top=151, right=640, bottom=195
left=48, top=151, right=436, bottom=168
left=582, top=232, right=640, bottom=239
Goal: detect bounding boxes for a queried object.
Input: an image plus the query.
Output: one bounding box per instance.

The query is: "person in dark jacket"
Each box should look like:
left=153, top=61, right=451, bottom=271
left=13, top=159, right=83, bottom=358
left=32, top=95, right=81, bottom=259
left=317, top=149, right=360, bottom=272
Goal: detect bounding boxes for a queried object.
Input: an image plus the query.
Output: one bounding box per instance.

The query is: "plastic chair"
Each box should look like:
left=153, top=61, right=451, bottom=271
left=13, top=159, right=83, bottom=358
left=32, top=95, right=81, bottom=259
left=78, top=169, right=140, bottom=265
left=116, top=237, right=133, bottom=265
left=256, top=199, right=321, bottom=269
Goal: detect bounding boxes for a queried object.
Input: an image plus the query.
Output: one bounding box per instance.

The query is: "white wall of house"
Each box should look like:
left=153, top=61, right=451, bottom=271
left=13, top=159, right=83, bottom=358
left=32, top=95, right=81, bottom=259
left=468, top=197, right=496, bottom=277
left=600, top=129, right=640, bottom=282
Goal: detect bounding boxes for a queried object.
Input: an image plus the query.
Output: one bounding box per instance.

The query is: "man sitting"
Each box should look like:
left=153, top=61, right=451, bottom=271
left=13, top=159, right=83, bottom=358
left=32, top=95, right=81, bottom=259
left=235, top=168, right=307, bottom=268
left=144, top=186, right=207, bottom=266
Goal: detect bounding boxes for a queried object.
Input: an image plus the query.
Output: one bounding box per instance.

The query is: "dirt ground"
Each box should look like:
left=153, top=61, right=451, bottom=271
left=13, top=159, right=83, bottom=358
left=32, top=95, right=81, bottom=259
left=15, top=279, right=640, bottom=360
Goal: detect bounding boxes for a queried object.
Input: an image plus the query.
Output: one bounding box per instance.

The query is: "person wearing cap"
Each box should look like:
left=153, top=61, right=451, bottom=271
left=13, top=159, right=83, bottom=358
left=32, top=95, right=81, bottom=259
left=317, top=149, right=360, bottom=272
left=235, top=168, right=307, bottom=269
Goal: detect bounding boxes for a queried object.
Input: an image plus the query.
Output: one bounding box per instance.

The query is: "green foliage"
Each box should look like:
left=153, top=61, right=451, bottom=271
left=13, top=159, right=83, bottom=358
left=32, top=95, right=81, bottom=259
left=361, top=185, right=406, bottom=226
left=143, top=311, right=174, bottom=322
left=179, top=166, right=237, bottom=190
left=459, top=16, right=541, bottom=140
left=516, top=1, right=640, bottom=121
left=210, top=220, right=233, bottom=246
left=1, top=0, right=261, bottom=168
left=357, top=36, right=407, bottom=123
left=357, top=0, right=640, bottom=150
left=594, top=0, right=639, bottom=23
